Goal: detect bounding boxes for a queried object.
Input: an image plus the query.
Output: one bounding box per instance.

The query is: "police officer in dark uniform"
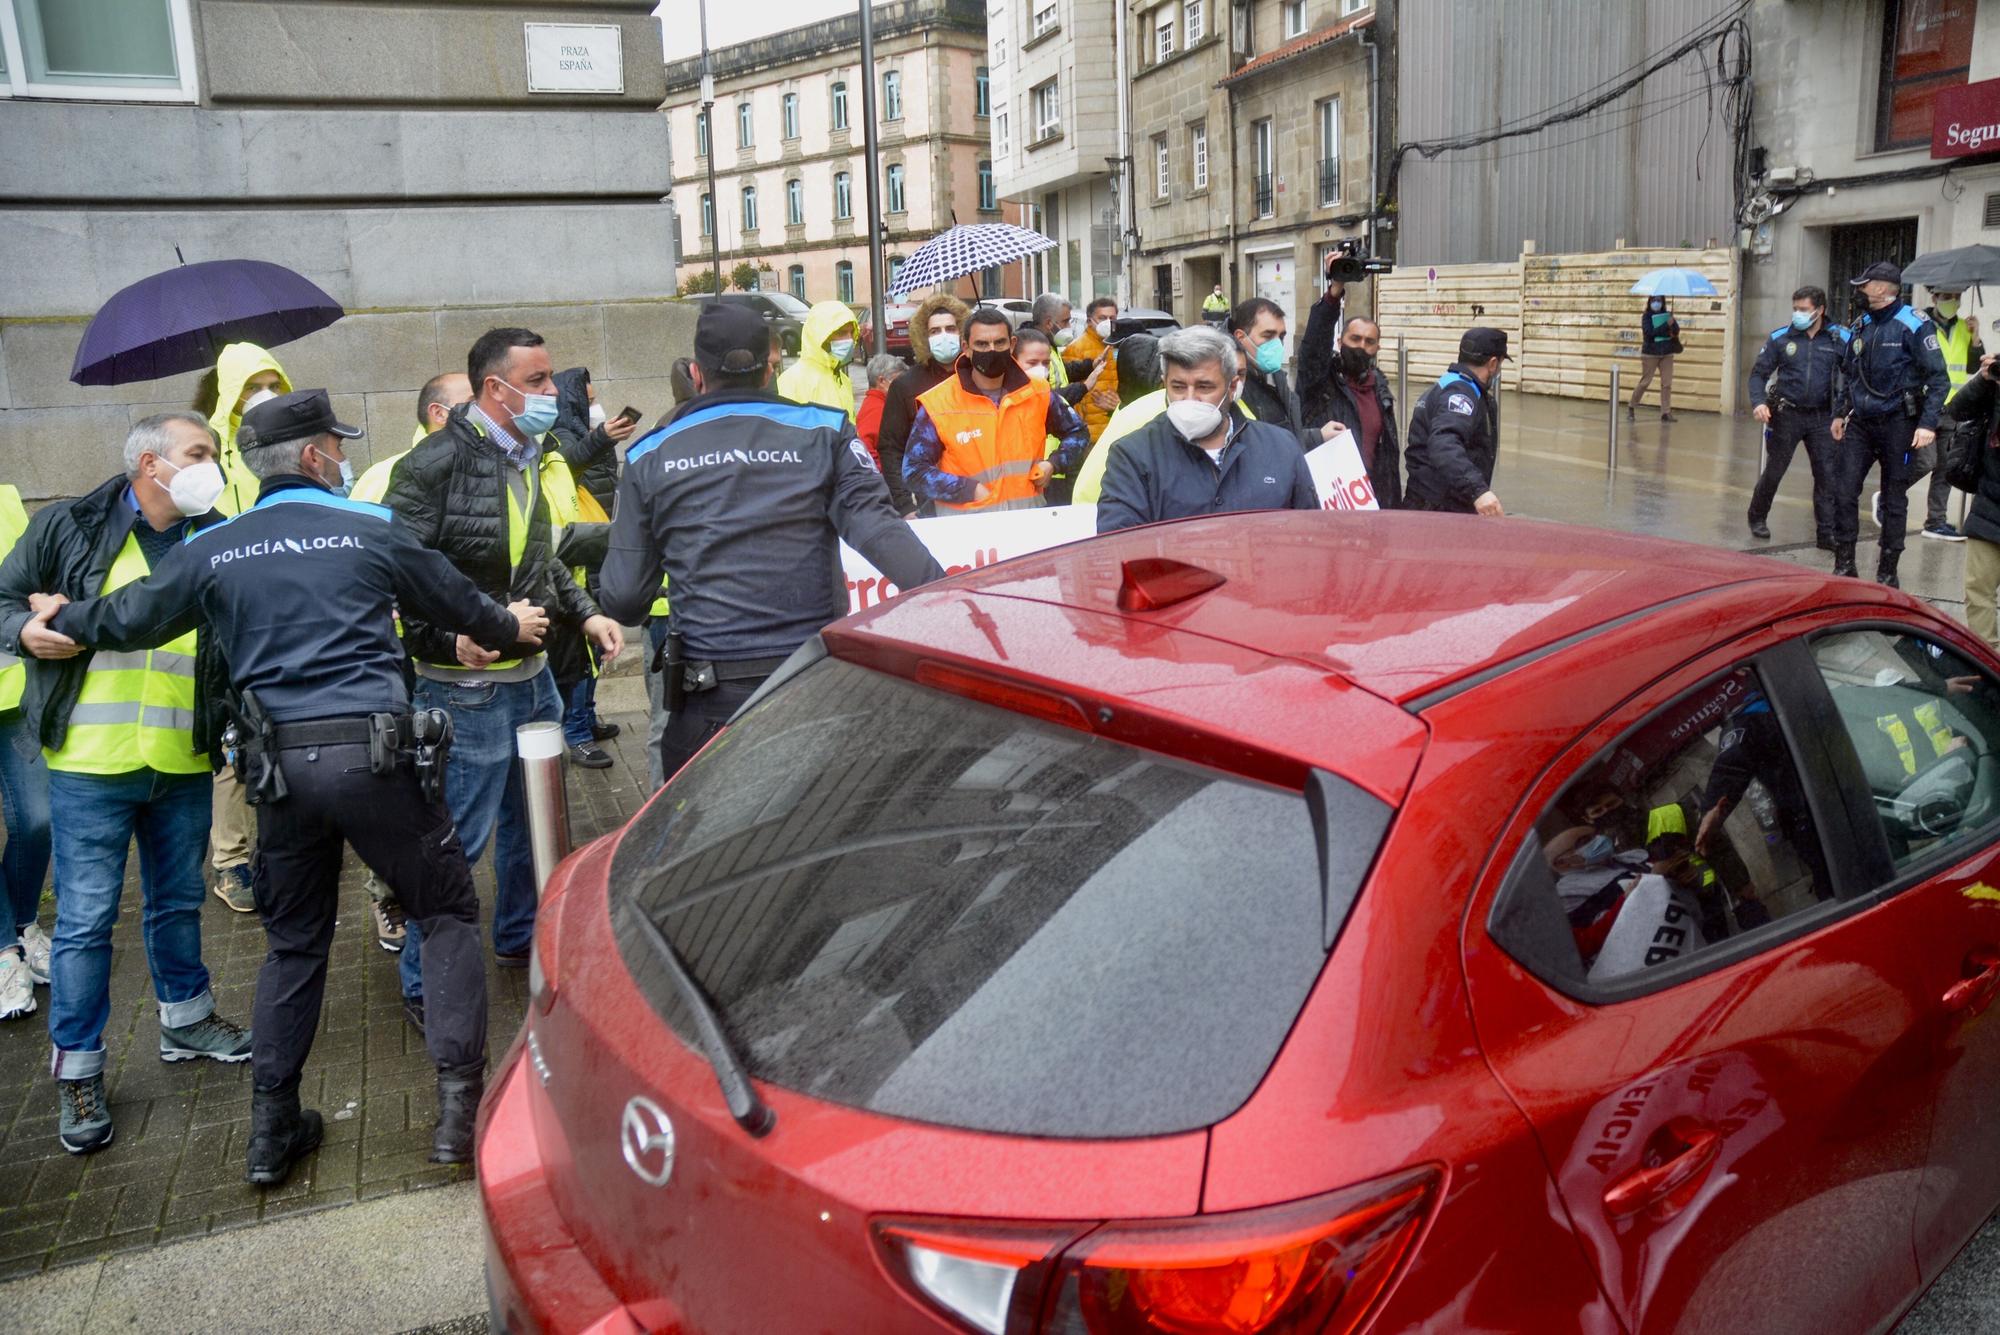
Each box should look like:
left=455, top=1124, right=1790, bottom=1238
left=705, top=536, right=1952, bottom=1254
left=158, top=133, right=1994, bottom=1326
left=599, top=302, right=945, bottom=781
left=35, top=391, right=537, bottom=1184
left=1746, top=285, right=1848, bottom=546
left=1832, top=261, right=1951, bottom=586
left=1403, top=327, right=1509, bottom=515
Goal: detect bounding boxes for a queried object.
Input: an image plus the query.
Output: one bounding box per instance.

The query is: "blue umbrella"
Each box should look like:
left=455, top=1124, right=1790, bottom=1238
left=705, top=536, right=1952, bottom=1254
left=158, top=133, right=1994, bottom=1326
left=887, top=223, right=1056, bottom=300
left=1629, top=268, right=1719, bottom=298
left=69, top=258, right=344, bottom=386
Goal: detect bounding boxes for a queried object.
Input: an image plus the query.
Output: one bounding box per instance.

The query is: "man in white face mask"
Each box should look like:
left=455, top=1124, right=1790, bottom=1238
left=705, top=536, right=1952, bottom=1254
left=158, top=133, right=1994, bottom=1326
left=1094, top=325, right=1319, bottom=534
left=0, top=412, right=252, bottom=1156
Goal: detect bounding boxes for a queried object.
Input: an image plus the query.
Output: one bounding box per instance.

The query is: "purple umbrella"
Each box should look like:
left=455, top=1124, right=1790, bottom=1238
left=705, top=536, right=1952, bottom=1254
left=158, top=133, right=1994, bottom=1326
left=69, top=258, right=344, bottom=386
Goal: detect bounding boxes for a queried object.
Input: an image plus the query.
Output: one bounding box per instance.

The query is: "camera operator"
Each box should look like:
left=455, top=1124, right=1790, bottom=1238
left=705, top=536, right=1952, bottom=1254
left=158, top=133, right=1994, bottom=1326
left=1301, top=243, right=1377, bottom=430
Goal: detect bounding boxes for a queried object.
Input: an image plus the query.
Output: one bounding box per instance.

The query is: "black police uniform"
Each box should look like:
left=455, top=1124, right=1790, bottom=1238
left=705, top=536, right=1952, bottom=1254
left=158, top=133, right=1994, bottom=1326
left=1747, top=319, right=1848, bottom=543
left=1403, top=364, right=1499, bottom=513
left=50, top=391, right=523, bottom=1180
left=1833, top=296, right=1950, bottom=577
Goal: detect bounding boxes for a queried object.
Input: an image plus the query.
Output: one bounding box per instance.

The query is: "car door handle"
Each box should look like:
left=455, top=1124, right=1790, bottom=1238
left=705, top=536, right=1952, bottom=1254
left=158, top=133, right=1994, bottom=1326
left=1942, top=948, right=2000, bottom=1015
left=1603, top=1121, right=1722, bottom=1219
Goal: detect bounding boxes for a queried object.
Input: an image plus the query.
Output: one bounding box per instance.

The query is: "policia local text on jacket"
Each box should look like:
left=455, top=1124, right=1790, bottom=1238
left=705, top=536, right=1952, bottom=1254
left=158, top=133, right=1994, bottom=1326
left=1403, top=365, right=1501, bottom=513
left=54, top=439, right=527, bottom=1178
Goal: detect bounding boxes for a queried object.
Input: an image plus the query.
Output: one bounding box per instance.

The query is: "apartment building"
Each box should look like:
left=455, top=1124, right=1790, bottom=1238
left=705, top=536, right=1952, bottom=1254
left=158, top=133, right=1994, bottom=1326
left=665, top=0, right=1022, bottom=308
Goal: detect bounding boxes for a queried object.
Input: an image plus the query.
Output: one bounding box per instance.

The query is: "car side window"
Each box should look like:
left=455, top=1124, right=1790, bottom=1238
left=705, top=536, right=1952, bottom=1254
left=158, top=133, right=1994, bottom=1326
left=1517, top=664, right=1829, bottom=987
left=1812, top=629, right=2000, bottom=872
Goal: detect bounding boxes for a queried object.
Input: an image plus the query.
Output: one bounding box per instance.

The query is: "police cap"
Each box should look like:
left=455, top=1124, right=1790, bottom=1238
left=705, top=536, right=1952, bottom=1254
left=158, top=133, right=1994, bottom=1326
left=694, top=301, right=771, bottom=376
left=239, top=389, right=363, bottom=450
left=1459, top=327, right=1512, bottom=363
left=1849, top=260, right=1903, bottom=288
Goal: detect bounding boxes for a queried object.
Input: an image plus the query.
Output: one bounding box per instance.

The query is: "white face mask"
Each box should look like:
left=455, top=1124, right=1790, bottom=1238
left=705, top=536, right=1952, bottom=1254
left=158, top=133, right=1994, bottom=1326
left=154, top=457, right=226, bottom=517
left=1025, top=364, right=1050, bottom=382
left=1165, top=397, right=1225, bottom=443
left=588, top=403, right=608, bottom=429
left=1093, top=319, right=1113, bottom=339
left=241, top=387, right=279, bottom=414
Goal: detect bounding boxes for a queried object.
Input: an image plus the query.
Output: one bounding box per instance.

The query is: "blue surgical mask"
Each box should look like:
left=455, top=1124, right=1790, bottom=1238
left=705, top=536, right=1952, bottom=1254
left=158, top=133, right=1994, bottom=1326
left=1791, top=309, right=1815, bottom=331
left=928, top=333, right=961, bottom=362
left=334, top=458, right=355, bottom=497
left=501, top=379, right=559, bottom=437
left=1254, top=338, right=1286, bottom=374
left=827, top=338, right=856, bottom=363
left=1577, top=834, right=1615, bottom=864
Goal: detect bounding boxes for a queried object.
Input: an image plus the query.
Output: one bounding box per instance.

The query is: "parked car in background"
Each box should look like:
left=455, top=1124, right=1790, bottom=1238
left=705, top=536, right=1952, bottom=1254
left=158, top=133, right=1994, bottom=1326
left=1110, top=306, right=1180, bottom=340
left=989, top=298, right=1037, bottom=332
left=881, top=302, right=917, bottom=361
left=479, top=512, right=2000, bottom=1335
left=683, top=291, right=810, bottom=356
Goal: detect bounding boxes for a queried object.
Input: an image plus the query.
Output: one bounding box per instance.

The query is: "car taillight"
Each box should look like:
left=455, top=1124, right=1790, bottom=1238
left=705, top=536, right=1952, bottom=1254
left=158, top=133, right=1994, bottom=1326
left=915, top=661, right=1092, bottom=731
left=874, top=1168, right=1439, bottom=1335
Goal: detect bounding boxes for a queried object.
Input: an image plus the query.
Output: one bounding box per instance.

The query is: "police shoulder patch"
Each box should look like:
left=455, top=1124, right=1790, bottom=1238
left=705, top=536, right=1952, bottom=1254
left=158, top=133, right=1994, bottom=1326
left=847, top=438, right=880, bottom=472
left=1784, top=341, right=1797, bottom=357
left=1447, top=393, right=1476, bottom=416
left=1925, top=334, right=1940, bottom=352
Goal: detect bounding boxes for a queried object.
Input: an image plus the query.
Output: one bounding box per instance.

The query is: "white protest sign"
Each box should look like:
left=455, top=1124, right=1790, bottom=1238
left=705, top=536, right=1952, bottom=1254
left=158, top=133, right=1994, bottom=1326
left=524, top=24, right=624, bottom=94
left=1304, top=433, right=1380, bottom=512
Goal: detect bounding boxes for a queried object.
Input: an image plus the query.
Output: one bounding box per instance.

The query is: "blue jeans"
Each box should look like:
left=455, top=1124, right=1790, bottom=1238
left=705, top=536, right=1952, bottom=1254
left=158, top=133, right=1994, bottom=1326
left=402, top=666, right=560, bottom=998
left=0, top=712, right=51, bottom=945
left=560, top=675, right=598, bottom=748
left=47, top=768, right=214, bottom=1078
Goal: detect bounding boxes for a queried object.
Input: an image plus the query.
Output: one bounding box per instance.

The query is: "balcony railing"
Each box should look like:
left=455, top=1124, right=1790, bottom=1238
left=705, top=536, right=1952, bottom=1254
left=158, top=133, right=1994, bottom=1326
left=1251, top=172, right=1273, bottom=217
left=1318, top=159, right=1339, bottom=207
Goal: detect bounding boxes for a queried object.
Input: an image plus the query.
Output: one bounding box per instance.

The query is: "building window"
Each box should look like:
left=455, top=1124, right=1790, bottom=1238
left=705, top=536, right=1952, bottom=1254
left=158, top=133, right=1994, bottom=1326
left=995, top=110, right=1010, bottom=159
left=1252, top=118, right=1273, bottom=217
left=1032, top=1, right=1058, bottom=38
left=786, top=178, right=804, bottom=226
left=1153, top=134, right=1170, bottom=200
left=979, top=159, right=996, bottom=211
left=741, top=185, right=758, bottom=231
left=695, top=109, right=710, bottom=157
left=889, top=256, right=907, bottom=289
left=836, top=261, right=855, bottom=304
left=886, top=163, right=907, bottom=214
left=700, top=191, right=713, bottom=237
left=1185, top=0, right=1204, bottom=45
left=737, top=101, right=753, bottom=148
left=1282, top=0, right=1306, bottom=39
left=995, top=36, right=1006, bottom=67
left=976, top=66, right=990, bottom=118
left=788, top=265, right=806, bottom=300
left=831, top=80, right=848, bottom=130
left=1032, top=78, right=1060, bottom=140
left=1192, top=121, right=1208, bottom=190
left=1156, top=9, right=1176, bottom=62
left=782, top=91, right=799, bottom=140
left=982, top=265, right=1002, bottom=297
left=834, top=171, right=853, bottom=219
left=0, top=0, right=199, bottom=102
left=883, top=69, right=902, bottom=121
left=1317, top=97, right=1340, bottom=206
left=1341, top=0, right=1368, bottom=12
left=1875, top=0, right=1975, bottom=152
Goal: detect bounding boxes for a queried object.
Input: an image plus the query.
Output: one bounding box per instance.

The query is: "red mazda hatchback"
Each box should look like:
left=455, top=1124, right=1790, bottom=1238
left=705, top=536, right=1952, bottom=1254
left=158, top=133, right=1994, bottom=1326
left=478, top=512, right=2000, bottom=1335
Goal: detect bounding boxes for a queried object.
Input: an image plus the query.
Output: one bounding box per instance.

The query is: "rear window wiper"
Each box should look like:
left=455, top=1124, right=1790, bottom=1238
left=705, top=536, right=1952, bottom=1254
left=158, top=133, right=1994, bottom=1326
left=629, top=907, right=776, bottom=1138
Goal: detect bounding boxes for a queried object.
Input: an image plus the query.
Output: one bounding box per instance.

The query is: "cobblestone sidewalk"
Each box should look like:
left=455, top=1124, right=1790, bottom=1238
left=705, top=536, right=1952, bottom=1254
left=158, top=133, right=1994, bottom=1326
left=0, top=689, right=654, bottom=1280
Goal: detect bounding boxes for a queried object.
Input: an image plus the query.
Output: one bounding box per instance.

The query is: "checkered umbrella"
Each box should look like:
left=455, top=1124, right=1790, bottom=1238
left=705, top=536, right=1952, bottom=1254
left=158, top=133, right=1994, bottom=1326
left=887, top=224, right=1056, bottom=299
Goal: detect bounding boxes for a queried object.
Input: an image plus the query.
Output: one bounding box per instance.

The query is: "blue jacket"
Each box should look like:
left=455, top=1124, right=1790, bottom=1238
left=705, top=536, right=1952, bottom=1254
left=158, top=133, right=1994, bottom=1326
left=1403, top=367, right=1499, bottom=513
left=1835, top=300, right=1951, bottom=428
left=1749, top=321, right=1848, bottom=411
left=1095, top=407, right=1318, bottom=534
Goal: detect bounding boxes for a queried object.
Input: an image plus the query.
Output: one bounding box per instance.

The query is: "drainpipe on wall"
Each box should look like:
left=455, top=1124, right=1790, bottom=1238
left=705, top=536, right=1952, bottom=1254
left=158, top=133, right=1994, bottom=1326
left=1364, top=21, right=1379, bottom=260
left=1115, top=0, right=1135, bottom=309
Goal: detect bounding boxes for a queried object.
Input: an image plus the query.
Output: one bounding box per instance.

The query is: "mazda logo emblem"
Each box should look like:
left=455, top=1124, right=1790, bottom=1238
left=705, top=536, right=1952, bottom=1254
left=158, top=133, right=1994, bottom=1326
left=621, top=1096, right=676, bottom=1188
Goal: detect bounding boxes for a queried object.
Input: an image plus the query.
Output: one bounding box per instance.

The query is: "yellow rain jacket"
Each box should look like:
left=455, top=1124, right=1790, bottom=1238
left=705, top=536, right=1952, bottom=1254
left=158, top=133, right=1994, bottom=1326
left=776, top=301, right=859, bottom=422
left=206, top=342, right=291, bottom=516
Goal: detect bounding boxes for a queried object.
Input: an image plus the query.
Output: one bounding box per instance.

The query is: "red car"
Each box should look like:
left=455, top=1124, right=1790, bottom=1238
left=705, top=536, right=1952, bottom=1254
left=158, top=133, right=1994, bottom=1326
left=479, top=512, right=2000, bottom=1334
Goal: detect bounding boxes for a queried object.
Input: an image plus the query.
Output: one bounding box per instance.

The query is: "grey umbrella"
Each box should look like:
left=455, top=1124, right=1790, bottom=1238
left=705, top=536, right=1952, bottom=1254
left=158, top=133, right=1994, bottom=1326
left=1900, top=245, right=2000, bottom=292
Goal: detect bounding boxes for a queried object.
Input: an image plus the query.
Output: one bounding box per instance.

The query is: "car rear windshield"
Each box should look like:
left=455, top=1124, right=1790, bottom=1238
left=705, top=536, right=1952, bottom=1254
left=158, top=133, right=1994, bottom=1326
left=607, top=658, right=1387, bottom=1139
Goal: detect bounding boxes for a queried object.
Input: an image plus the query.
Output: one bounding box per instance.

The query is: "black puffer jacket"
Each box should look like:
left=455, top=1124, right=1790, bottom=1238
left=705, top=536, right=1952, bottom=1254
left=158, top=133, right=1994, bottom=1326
left=550, top=367, right=621, bottom=512
left=0, top=475, right=231, bottom=762
left=1948, top=372, right=2000, bottom=544
left=383, top=405, right=600, bottom=667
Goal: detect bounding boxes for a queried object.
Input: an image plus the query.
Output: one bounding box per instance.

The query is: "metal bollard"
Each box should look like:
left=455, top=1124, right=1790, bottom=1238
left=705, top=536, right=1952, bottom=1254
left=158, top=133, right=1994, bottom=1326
left=1397, top=336, right=1409, bottom=438
left=1607, top=363, right=1621, bottom=477
left=516, top=721, right=571, bottom=898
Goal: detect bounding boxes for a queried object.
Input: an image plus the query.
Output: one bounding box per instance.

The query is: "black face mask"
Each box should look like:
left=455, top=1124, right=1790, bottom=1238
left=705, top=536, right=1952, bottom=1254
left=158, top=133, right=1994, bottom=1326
left=969, top=348, right=1013, bottom=378
left=1339, top=345, right=1374, bottom=378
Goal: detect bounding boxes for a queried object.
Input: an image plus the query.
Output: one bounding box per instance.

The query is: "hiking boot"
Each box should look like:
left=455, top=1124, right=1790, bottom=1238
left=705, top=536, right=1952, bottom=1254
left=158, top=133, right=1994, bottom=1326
left=213, top=863, right=256, bottom=914
left=590, top=720, right=621, bottom=741
left=0, top=948, right=33, bottom=1021
left=20, top=922, right=50, bottom=985
left=372, top=897, right=405, bottom=954
left=1877, top=551, right=1902, bottom=589
left=403, top=995, right=426, bottom=1037
left=568, top=742, right=614, bottom=770
left=244, top=1085, right=323, bottom=1187
left=159, top=1011, right=252, bottom=1063
left=1833, top=544, right=1859, bottom=578
left=57, top=1074, right=113, bottom=1155
left=431, top=1062, right=486, bottom=1164
left=1924, top=522, right=1967, bottom=542
left=1747, top=517, right=1771, bottom=540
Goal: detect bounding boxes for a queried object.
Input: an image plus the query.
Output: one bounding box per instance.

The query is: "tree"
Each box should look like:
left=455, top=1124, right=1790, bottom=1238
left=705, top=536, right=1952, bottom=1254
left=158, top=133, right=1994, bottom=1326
left=679, top=270, right=719, bottom=296
left=730, top=262, right=759, bottom=292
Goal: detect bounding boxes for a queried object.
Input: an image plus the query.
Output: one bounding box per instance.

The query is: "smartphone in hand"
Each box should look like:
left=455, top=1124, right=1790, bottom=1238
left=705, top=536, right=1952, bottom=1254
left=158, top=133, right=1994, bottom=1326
left=614, top=406, right=643, bottom=426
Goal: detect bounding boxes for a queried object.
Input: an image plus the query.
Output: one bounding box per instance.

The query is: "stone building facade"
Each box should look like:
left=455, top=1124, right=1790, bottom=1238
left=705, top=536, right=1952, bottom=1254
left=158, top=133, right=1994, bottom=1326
left=665, top=0, right=1024, bottom=309
left=1127, top=0, right=1377, bottom=327
left=0, top=0, right=682, bottom=502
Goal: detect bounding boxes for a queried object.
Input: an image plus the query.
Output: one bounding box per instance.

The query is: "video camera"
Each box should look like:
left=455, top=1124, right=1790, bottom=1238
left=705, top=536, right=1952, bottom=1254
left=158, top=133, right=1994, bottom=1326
left=1325, top=239, right=1394, bottom=285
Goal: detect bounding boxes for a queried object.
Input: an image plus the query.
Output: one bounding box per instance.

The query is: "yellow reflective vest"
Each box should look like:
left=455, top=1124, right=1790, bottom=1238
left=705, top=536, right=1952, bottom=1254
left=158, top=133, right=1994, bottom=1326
left=0, top=486, right=27, bottom=713
left=46, top=532, right=206, bottom=776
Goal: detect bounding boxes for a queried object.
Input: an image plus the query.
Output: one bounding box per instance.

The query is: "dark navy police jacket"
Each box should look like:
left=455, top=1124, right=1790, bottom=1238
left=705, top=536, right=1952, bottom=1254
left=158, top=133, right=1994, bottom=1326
left=1748, top=322, right=1848, bottom=412
left=1836, top=300, right=1951, bottom=428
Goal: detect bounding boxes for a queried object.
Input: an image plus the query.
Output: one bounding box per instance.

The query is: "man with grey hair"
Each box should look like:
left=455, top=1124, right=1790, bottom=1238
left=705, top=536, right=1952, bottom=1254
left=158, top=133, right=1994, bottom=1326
left=1029, top=292, right=1077, bottom=388
left=0, top=410, right=251, bottom=1156
left=1096, top=325, right=1318, bottom=534
left=37, top=389, right=537, bottom=1183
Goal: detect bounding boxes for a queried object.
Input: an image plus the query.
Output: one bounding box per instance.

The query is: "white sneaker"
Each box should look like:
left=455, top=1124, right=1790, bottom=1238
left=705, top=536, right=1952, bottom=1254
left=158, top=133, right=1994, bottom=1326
left=0, top=950, right=35, bottom=1020
left=19, top=922, right=50, bottom=985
